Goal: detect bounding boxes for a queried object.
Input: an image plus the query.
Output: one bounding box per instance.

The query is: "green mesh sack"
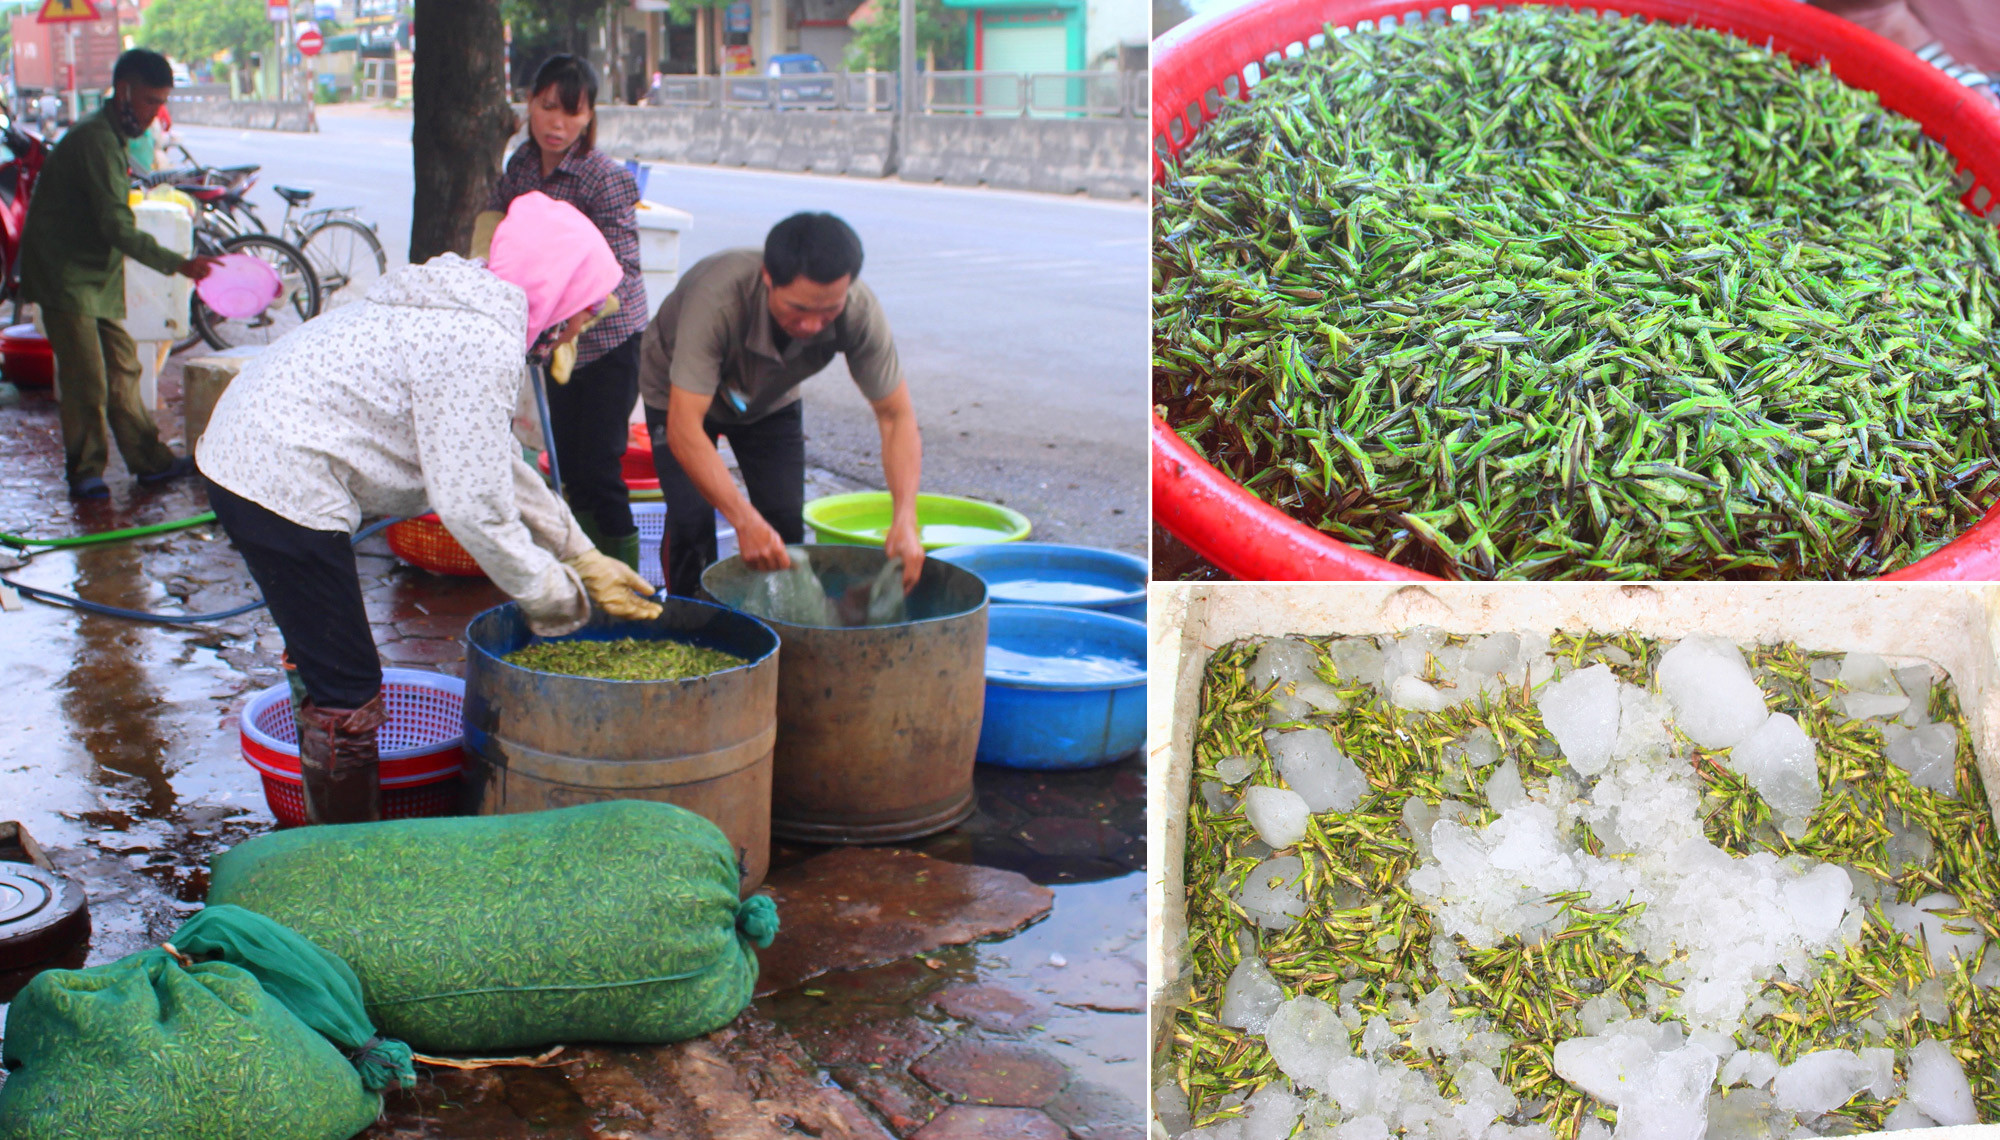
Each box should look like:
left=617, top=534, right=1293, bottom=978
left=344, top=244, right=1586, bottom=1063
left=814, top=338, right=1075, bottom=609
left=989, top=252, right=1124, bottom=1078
left=0, top=950, right=382, bottom=1140
left=206, top=800, right=779, bottom=1053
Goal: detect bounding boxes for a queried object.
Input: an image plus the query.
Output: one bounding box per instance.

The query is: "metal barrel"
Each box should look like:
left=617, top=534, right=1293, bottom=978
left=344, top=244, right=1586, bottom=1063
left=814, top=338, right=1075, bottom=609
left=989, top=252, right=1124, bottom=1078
left=460, top=598, right=780, bottom=894
left=701, top=544, right=988, bottom=844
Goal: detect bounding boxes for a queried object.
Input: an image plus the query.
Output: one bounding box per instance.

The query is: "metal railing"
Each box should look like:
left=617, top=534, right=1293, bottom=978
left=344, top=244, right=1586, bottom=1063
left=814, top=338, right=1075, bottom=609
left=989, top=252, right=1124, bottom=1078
left=644, top=68, right=1140, bottom=117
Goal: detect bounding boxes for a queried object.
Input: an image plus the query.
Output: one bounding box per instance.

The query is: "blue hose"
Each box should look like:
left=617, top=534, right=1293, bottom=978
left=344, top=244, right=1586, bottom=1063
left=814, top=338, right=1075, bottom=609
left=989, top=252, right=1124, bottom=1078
left=0, top=518, right=398, bottom=626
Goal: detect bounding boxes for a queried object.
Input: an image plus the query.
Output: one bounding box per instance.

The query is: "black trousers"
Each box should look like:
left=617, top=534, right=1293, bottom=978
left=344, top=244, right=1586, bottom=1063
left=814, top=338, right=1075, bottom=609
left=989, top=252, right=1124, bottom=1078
left=204, top=476, right=382, bottom=709
left=646, top=400, right=806, bottom=598
left=548, top=332, right=641, bottom=541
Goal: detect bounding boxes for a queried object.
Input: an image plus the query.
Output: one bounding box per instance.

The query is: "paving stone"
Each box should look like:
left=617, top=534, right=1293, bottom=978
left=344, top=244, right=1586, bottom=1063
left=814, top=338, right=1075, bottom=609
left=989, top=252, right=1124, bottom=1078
left=830, top=1064, right=947, bottom=1138
left=1043, top=1080, right=1145, bottom=1140
left=392, top=611, right=475, bottom=640
left=1047, top=955, right=1144, bottom=1014
left=757, top=847, right=1053, bottom=996
left=786, top=1003, right=942, bottom=1068
left=931, top=982, right=1048, bottom=1034
left=910, top=1040, right=1068, bottom=1108
left=910, top=1105, right=1067, bottom=1140
left=377, top=637, right=465, bottom=665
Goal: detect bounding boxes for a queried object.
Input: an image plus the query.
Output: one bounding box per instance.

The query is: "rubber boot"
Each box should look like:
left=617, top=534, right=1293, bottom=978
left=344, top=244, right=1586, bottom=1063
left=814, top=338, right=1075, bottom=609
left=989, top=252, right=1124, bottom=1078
left=574, top=510, right=608, bottom=556
left=296, top=693, right=388, bottom=825
left=611, top=530, right=641, bottom=572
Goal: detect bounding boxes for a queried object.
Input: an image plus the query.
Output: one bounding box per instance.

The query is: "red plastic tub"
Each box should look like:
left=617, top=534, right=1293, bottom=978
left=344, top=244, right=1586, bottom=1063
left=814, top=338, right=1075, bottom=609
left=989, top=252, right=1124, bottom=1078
left=537, top=421, right=659, bottom=492
left=2, top=324, right=53, bottom=388
left=239, top=669, right=467, bottom=827
left=1152, top=0, right=2000, bottom=581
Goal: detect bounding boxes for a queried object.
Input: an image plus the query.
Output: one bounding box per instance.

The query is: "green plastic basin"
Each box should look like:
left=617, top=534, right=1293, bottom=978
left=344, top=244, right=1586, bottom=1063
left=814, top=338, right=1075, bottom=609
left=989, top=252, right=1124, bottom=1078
left=804, top=492, right=1032, bottom=550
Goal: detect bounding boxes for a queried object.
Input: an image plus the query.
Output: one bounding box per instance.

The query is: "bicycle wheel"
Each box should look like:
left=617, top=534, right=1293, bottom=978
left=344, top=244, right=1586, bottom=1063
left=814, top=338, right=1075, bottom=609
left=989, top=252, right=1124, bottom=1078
left=192, top=233, right=322, bottom=351
left=302, top=216, right=386, bottom=310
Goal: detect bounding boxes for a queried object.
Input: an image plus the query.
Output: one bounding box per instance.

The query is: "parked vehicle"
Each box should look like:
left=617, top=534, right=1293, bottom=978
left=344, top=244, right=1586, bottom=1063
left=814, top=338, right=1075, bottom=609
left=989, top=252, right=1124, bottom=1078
left=727, top=54, right=835, bottom=107
left=0, top=102, right=50, bottom=310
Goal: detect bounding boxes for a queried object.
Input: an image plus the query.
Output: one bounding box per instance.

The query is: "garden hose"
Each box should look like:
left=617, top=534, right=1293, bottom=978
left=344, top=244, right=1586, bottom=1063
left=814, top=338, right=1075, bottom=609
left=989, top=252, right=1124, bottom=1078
left=1, top=511, right=218, bottom=549
left=1, top=518, right=397, bottom=626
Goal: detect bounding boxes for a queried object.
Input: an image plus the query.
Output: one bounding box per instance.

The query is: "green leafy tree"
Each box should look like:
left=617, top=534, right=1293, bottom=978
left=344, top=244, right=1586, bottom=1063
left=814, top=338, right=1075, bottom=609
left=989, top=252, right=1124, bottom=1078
left=138, top=0, right=270, bottom=76
left=844, top=0, right=965, bottom=71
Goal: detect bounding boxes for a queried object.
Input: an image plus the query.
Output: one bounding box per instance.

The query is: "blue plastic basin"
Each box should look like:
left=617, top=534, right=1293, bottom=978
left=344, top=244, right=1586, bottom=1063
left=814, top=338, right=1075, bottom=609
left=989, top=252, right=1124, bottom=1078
left=976, top=604, right=1145, bottom=770
left=930, top=543, right=1146, bottom=621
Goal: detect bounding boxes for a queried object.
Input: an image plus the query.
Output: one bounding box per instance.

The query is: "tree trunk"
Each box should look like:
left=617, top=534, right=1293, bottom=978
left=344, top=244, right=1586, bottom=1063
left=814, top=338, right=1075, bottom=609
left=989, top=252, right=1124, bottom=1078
left=409, top=0, right=516, bottom=263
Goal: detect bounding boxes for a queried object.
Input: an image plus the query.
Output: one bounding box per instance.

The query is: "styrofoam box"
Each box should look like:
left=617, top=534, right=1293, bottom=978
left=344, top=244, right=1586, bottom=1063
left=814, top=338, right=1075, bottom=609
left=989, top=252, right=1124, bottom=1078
left=1146, top=582, right=2000, bottom=1139
left=636, top=199, right=692, bottom=318
left=124, top=200, right=193, bottom=342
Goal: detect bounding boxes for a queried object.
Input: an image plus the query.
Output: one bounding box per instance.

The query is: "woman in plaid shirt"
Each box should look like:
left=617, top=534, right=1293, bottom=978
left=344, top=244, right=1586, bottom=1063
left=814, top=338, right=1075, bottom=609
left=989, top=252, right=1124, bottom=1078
left=489, top=54, right=651, bottom=569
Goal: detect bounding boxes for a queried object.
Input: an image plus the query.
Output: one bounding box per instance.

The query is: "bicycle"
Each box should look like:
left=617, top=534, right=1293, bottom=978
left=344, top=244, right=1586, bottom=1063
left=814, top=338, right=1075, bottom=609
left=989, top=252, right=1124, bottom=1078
left=271, top=185, right=386, bottom=310
left=156, top=140, right=384, bottom=310
left=141, top=144, right=325, bottom=352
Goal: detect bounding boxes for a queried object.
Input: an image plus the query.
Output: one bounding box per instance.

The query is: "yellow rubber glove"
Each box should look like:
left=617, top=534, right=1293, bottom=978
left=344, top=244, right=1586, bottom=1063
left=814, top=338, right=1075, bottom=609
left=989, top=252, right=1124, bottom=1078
left=564, top=548, right=662, bottom=622
left=548, top=294, right=620, bottom=385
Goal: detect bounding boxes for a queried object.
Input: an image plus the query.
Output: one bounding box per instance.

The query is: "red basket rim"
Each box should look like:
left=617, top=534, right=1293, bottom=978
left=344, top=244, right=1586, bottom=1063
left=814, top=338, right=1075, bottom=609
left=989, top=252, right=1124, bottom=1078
left=1151, top=0, right=2000, bottom=581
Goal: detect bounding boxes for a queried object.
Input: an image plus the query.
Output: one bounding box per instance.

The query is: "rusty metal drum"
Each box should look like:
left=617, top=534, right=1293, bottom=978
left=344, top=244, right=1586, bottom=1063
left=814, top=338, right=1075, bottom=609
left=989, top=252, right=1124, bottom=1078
left=701, top=545, right=988, bottom=844
left=460, top=598, right=780, bottom=893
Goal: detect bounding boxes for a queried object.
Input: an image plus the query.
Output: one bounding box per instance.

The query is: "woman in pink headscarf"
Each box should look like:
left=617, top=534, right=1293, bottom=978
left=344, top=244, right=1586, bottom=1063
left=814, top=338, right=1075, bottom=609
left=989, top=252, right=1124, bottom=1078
left=195, top=192, right=660, bottom=826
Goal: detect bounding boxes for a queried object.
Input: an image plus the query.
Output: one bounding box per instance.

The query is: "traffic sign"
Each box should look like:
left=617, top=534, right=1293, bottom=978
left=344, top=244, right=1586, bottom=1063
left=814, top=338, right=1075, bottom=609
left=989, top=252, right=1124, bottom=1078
left=297, top=26, right=322, bottom=56
left=267, top=0, right=287, bottom=21
left=36, top=0, right=99, bottom=23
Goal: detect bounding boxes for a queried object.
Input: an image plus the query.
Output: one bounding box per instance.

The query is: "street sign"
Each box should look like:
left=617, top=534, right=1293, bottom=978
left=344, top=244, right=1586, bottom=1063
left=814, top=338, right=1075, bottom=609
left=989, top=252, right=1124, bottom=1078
left=267, top=0, right=287, bottom=21
left=36, top=0, right=99, bottom=24
left=297, top=26, right=322, bottom=56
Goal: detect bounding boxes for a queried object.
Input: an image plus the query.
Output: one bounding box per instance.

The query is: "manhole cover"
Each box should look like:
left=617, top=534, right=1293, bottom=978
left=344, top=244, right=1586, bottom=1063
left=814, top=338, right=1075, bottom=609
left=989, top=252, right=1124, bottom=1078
left=0, top=862, right=88, bottom=970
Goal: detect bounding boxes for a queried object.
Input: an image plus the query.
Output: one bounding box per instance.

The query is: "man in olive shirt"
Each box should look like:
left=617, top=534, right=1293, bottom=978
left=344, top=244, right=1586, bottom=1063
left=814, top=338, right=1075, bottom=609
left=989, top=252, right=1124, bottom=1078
left=640, top=212, right=923, bottom=596
left=20, top=49, right=216, bottom=499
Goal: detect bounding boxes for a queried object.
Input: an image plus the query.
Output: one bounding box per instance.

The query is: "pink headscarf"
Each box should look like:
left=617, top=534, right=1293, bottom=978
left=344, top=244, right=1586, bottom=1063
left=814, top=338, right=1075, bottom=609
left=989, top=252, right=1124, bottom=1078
left=486, top=191, right=623, bottom=350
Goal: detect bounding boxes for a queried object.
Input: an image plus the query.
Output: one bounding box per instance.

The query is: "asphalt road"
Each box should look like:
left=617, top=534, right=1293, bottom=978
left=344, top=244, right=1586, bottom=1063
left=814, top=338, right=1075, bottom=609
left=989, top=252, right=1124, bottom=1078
left=171, top=106, right=1148, bottom=554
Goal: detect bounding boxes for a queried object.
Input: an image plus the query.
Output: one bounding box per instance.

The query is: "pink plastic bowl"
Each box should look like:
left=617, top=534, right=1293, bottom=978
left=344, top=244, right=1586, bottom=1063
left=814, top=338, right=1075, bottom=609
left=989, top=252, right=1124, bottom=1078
left=196, top=253, right=283, bottom=320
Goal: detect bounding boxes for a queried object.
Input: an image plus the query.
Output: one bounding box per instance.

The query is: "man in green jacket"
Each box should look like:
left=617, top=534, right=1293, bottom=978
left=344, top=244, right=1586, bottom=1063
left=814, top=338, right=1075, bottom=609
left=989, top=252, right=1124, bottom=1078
left=19, top=48, right=216, bottom=499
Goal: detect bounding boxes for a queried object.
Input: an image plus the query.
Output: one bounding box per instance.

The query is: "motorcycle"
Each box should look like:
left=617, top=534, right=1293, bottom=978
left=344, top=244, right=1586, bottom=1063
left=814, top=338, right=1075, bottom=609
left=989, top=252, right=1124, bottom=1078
left=0, top=100, right=50, bottom=309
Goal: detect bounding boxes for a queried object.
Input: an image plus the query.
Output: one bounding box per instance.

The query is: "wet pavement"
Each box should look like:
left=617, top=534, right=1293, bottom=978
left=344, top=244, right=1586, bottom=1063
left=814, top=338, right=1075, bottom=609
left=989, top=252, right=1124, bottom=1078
left=0, top=359, right=1143, bottom=1138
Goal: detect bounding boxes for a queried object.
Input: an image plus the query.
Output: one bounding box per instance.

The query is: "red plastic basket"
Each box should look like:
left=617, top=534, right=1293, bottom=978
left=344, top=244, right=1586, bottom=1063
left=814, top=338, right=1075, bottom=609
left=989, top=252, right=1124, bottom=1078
left=1151, top=0, right=2000, bottom=582
left=240, top=668, right=468, bottom=827
left=2, top=323, right=53, bottom=388
left=385, top=513, right=487, bottom=577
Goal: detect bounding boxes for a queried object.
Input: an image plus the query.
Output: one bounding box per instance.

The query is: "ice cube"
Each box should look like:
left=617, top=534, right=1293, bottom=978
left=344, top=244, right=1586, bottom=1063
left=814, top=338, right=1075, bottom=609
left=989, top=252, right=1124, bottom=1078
left=1579, top=994, right=1631, bottom=1036
left=1656, top=637, right=1769, bottom=749
left=1884, top=811, right=1936, bottom=869
left=1483, top=756, right=1528, bottom=813
left=1453, top=1061, right=1517, bottom=1124
left=1896, top=665, right=1935, bottom=726
left=1883, top=722, right=1959, bottom=796
left=1905, top=1039, right=1976, bottom=1126
left=1915, top=977, right=1948, bottom=1023
left=1381, top=628, right=1447, bottom=687
left=1886, top=893, right=1986, bottom=970
left=1771, top=1048, right=1869, bottom=1114
left=1778, top=864, right=1851, bottom=944
left=1404, top=796, right=1441, bottom=859
left=1243, top=786, right=1311, bottom=849
left=1235, top=855, right=1309, bottom=930
left=1265, top=995, right=1350, bottom=1091
left=1337, top=1117, right=1390, bottom=1140
left=1841, top=690, right=1910, bottom=720
left=1199, top=780, right=1237, bottom=814
left=1392, top=674, right=1456, bottom=712
left=1219, top=957, right=1285, bottom=1033
left=1326, top=638, right=1386, bottom=689
left=1552, top=1032, right=1658, bottom=1103
left=1266, top=729, right=1369, bottom=813
left=1537, top=663, right=1622, bottom=774
left=1973, top=946, right=2000, bottom=988
left=1460, top=727, right=1501, bottom=768
left=1215, top=755, right=1258, bottom=784
left=1462, top=633, right=1524, bottom=683
left=1250, top=638, right=1346, bottom=719
left=1839, top=652, right=1895, bottom=693
left=1703, top=1089, right=1780, bottom=1140
left=1858, top=1047, right=1894, bottom=1099
left=1612, top=686, right=1674, bottom=764
left=1727, top=713, right=1822, bottom=824
left=1240, top=1085, right=1304, bottom=1140
left=1362, top=1014, right=1398, bottom=1056
left=1883, top=1103, right=1937, bottom=1131
left=1719, top=1049, right=1779, bottom=1089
